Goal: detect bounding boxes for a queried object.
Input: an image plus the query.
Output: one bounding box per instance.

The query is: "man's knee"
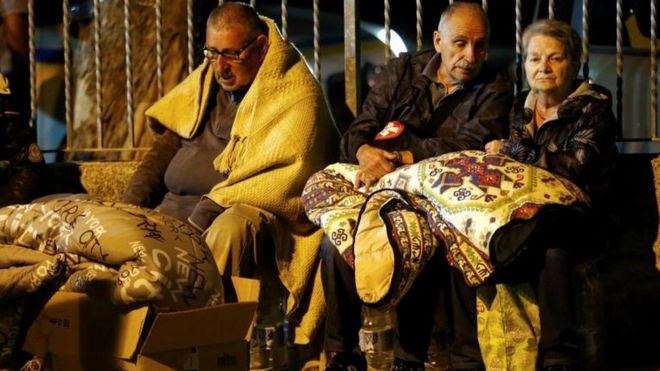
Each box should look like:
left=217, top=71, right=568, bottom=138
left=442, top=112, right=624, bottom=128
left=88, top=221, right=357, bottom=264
left=321, top=236, right=352, bottom=273
left=320, top=236, right=337, bottom=262
left=544, top=246, right=574, bottom=268
left=203, top=203, right=277, bottom=275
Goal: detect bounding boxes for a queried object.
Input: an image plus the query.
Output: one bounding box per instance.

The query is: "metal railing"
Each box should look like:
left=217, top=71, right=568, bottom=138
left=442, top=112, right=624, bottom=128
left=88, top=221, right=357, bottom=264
left=23, top=0, right=660, bottom=159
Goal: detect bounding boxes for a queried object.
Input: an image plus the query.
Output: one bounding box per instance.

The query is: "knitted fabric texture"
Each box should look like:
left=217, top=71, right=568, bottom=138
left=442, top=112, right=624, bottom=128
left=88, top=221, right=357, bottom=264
left=144, top=17, right=335, bottom=343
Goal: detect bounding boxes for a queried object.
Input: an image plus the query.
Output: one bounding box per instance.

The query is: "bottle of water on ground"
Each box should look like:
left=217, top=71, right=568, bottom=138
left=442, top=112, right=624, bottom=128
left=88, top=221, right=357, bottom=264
left=250, top=293, right=288, bottom=370
left=359, top=307, right=394, bottom=370
left=426, top=293, right=451, bottom=370
left=425, top=328, right=450, bottom=370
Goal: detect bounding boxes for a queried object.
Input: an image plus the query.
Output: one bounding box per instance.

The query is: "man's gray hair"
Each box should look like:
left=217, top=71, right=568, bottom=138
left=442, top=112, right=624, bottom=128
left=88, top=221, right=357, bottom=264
left=437, top=2, right=490, bottom=39
left=522, top=19, right=582, bottom=79
left=207, top=2, right=268, bottom=35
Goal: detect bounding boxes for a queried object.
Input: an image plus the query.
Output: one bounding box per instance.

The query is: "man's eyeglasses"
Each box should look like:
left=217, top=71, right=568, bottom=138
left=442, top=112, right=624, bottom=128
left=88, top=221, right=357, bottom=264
left=203, top=34, right=260, bottom=63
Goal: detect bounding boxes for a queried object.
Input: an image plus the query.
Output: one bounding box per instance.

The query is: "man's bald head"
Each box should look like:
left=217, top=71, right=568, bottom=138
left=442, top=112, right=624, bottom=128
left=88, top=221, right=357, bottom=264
left=207, top=2, right=267, bottom=35
left=205, top=2, right=269, bottom=92
left=438, top=2, right=490, bottom=40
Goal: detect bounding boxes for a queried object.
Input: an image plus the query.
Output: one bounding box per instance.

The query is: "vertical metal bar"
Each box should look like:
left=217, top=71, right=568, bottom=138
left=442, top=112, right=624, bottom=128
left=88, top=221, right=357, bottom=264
left=652, top=0, right=658, bottom=139
left=416, top=0, right=422, bottom=51
left=156, top=0, right=163, bottom=98
left=63, top=0, right=73, bottom=149
left=313, top=0, right=321, bottom=79
left=515, top=0, right=522, bottom=96
left=281, top=0, right=288, bottom=40
left=251, top=0, right=256, bottom=7
left=93, top=0, right=103, bottom=148
left=482, top=0, right=488, bottom=12
left=549, top=0, right=555, bottom=19
left=124, top=0, right=134, bottom=147
left=384, top=0, right=391, bottom=62
left=582, top=0, right=589, bottom=78
left=533, top=0, right=542, bottom=21
left=218, top=0, right=223, bottom=5
left=449, top=0, right=454, bottom=4
left=28, top=0, right=36, bottom=126
left=616, top=0, right=623, bottom=137
left=344, top=0, right=361, bottom=115
left=187, top=0, right=193, bottom=74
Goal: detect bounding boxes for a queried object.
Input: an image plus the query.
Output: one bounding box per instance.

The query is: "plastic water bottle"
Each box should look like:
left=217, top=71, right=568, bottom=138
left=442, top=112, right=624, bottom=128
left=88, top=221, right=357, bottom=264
left=359, top=307, right=394, bottom=370
left=425, top=329, right=450, bottom=370
left=250, top=322, right=287, bottom=370
left=250, top=295, right=288, bottom=370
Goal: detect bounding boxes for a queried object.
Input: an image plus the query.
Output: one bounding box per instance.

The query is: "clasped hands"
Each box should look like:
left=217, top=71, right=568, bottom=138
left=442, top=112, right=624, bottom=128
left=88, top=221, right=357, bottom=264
left=355, top=139, right=506, bottom=189
left=354, top=144, right=412, bottom=189
left=484, top=139, right=505, bottom=154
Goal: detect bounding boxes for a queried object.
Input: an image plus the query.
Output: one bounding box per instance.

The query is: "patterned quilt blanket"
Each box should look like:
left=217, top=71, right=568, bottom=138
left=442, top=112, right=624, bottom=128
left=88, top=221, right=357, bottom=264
left=0, top=195, right=223, bottom=365
left=303, top=150, right=589, bottom=307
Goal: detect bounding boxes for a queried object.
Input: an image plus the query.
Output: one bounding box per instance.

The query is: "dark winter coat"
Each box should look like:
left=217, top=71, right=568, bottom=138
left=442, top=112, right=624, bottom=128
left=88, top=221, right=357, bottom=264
left=501, top=82, right=618, bottom=209
left=0, top=112, right=44, bottom=206
left=340, top=49, right=513, bottom=163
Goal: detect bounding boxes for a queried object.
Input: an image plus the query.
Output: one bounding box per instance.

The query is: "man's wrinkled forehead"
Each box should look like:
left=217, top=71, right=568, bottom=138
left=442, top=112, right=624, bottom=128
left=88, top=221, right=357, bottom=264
left=205, top=23, right=252, bottom=49
left=438, top=5, right=490, bottom=39
left=206, top=21, right=248, bottom=38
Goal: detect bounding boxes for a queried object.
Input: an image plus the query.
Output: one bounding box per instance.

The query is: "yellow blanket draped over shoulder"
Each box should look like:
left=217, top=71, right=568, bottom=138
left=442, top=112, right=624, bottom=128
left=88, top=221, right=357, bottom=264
left=145, top=17, right=336, bottom=344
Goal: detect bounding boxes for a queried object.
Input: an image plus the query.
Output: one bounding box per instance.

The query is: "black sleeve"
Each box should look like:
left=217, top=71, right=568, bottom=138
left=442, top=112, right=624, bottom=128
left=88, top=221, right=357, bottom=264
left=121, top=129, right=181, bottom=208
left=339, top=57, right=406, bottom=163
left=187, top=197, right=226, bottom=232
left=503, top=103, right=618, bottom=189
left=501, top=107, right=539, bottom=163
left=0, top=114, right=45, bottom=206
left=544, top=105, right=618, bottom=187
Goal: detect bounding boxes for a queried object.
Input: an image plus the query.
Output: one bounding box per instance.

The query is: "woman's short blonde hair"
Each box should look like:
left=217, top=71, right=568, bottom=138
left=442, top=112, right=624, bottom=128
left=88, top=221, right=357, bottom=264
left=522, top=19, right=582, bottom=79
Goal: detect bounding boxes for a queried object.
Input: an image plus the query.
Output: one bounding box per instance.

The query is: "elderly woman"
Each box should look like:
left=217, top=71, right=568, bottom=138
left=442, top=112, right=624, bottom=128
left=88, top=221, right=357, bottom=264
left=486, top=20, right=617, bottom=207
left=450, top=19, right=618, bottom=371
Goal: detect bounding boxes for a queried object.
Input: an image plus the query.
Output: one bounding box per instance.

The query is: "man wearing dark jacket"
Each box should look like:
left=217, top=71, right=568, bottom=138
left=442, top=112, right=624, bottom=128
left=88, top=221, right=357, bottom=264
left=323, top=3, right=513, bottom=371
left=0, top=73, right=44, bottom=207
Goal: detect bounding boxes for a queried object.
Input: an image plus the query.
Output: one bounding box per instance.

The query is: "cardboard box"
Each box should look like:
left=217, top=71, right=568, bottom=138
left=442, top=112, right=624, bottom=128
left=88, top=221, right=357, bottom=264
left=24, top=277, right=259, bottom=371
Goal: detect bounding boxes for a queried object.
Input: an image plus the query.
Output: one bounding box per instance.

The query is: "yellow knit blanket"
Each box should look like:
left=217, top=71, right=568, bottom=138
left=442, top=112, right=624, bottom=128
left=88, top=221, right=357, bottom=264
left=145, top=17, right=337, bottom=343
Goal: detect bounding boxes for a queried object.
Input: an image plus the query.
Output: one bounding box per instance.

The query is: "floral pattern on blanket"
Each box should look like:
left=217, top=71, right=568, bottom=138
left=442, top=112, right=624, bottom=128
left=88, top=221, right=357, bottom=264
left=303, top=150, right=588, bottom=306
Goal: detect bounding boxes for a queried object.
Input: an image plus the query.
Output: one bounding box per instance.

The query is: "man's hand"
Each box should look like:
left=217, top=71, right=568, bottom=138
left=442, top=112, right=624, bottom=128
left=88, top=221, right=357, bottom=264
left=485, top=139, right=505, bottom=154
left=354, top=144, right=398, bottom=188
left=397, top=150, right=414, bottom=165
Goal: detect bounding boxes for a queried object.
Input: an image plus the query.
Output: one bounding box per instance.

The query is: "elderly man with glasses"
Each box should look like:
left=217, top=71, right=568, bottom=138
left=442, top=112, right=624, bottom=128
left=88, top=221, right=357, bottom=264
left=122, top=1, right=337, bottom=350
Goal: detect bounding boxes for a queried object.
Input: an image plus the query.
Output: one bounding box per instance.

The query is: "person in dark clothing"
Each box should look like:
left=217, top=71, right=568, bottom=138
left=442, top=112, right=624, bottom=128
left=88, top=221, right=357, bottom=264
left=0, top=0, right=30, bottom=119
left=323, top=3, right=513, bottom=370
left=475, top=19, right=617, bottom=371
left=0, top=73, right=44, bottom=207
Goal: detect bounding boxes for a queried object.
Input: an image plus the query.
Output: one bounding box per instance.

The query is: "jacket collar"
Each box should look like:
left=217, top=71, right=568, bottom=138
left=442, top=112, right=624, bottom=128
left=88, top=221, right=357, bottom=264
left=523, top=80, right=610, bottom=122
left=413, top=51, right=495, bottom=97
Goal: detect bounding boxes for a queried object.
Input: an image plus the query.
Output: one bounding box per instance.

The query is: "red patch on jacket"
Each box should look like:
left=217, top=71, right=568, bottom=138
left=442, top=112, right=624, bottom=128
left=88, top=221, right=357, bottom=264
left=374, top=121, right=405, bottom=141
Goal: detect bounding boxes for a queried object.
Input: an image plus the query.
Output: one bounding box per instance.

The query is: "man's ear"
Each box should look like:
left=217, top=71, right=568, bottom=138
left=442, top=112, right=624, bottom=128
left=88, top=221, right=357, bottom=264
left=433, top=30, right=442, bottom=53
left=257, top=34, right=269, bottom=61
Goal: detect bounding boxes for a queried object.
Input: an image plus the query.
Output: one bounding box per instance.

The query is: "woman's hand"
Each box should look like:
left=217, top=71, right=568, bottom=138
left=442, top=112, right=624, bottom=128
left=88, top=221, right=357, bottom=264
left=485, top=139, right=505, bottom=154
